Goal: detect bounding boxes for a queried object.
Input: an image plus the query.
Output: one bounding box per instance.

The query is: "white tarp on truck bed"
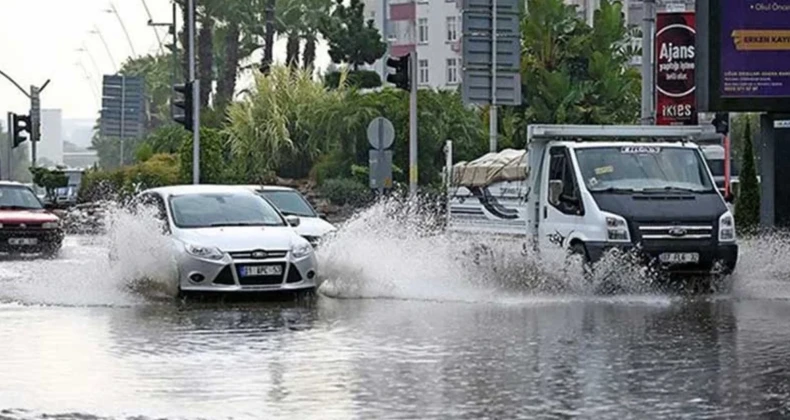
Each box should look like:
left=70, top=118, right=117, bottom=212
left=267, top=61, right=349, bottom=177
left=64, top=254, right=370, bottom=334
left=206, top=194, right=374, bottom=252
left=451, top=148, right=529, bottom=187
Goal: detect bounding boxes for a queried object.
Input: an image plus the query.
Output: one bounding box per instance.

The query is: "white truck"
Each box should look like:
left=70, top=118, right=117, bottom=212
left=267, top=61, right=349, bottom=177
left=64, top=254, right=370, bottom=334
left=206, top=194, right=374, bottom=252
left=444, top=124, right=739, bottom=277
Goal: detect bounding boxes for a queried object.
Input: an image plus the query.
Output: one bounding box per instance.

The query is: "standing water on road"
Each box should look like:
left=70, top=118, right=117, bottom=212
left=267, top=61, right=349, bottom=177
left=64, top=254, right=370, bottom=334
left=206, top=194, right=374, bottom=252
left=1, top=199, right=790, bottom=419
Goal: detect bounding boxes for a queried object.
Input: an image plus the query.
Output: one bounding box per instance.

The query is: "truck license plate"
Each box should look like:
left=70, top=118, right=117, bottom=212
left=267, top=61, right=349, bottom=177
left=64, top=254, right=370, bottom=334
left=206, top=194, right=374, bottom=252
left=240, top=265, right=282, bottom=277
left=9, top=238, right=38, bottom=246
left=659, top=252, right=699, bottom=264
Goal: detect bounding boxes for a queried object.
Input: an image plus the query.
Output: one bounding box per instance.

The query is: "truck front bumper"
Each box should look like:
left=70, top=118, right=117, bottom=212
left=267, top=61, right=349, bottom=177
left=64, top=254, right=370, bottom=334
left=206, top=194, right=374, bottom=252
left=585, top=241, right=738, bottom=275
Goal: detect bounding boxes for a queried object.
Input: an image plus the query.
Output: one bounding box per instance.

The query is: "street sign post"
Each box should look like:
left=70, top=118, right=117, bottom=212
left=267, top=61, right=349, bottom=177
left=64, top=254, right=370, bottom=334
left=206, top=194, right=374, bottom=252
left=461, top=0, right=522, bottom=153
left=366, top=116, right=395, bottom=194
left=100, top=75, right=146, bottom=166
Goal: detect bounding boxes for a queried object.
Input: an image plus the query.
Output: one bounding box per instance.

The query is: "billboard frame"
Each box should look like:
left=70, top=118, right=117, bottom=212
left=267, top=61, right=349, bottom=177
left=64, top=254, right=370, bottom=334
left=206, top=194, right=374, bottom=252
left=696, top=0, right=790, bottom=113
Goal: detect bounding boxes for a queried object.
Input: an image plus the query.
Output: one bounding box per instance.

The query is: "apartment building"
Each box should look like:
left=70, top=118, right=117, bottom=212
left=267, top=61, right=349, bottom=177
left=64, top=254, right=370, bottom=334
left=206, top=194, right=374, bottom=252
left=362, top=0, right=695, bottom=89
left=364, top=0, right=463, bottom=90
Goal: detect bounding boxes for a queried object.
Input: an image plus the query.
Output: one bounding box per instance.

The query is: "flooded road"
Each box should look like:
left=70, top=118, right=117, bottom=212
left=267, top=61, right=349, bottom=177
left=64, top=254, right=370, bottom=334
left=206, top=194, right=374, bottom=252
left=2, top=208, right=790, bottom=419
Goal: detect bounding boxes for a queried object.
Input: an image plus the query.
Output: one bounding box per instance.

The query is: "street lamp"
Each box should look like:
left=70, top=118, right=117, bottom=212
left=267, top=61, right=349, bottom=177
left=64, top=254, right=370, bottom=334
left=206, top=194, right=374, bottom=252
left=104, top=2, right=137, bottom=58
left=148, top=2, right=179, bottom=117
left=75, top=45, right=102, bottom=79
left=89, top=26, right=118, bottom=73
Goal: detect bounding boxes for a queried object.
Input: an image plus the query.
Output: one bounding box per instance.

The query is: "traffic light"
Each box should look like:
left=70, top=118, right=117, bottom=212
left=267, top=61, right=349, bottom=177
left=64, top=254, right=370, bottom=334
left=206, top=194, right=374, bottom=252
left=11, top=113, right=31, bottom=148
left=712, top=112, right=729, bottom=135
left=386, top=53, right=411, bottom=91
left=173, top=81, right=194, bottom=131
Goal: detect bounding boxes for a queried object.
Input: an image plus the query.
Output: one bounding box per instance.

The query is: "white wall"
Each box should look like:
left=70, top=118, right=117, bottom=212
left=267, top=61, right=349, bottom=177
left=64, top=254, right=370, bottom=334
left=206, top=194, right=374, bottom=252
left=39, top=109, right=63, bottom=166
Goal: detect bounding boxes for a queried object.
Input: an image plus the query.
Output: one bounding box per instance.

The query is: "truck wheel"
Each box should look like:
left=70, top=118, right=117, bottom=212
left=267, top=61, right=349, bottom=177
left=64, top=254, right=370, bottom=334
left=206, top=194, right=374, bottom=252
left=569, top=242, right=595, bottom=282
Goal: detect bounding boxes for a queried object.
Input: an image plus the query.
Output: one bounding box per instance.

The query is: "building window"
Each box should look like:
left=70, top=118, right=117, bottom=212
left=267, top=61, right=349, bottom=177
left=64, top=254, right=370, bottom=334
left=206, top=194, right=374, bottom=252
left=418, top=18, right=429, bottom=43
left=446, top=58, right=458, bottom=84
left=446, top=16, right=458, bottom=41
left=419, top=59, right=429, bottom=84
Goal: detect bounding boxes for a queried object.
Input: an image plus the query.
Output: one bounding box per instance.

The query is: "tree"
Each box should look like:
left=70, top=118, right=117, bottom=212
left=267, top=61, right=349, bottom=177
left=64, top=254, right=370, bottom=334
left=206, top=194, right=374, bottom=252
left=30, top=166, right=69, bottom=202
left=518, top=0, right=640, bottom=133
left=120, top=53, right=174, bottom=129
left=734, top=118, right=760, bottom=234
left=322, top=0, right=386, bottom=70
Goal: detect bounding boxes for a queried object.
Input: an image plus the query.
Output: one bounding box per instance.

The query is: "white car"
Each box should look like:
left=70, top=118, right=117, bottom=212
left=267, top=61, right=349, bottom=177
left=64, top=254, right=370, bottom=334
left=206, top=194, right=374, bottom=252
left=241, top=185, right=337, bottom=247
left=119, top=184, right=318, bottom=295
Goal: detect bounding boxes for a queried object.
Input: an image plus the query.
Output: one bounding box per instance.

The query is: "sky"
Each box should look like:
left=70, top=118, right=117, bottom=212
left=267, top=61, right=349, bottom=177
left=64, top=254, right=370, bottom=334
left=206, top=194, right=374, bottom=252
left=0, top=0, right=331, bottom=121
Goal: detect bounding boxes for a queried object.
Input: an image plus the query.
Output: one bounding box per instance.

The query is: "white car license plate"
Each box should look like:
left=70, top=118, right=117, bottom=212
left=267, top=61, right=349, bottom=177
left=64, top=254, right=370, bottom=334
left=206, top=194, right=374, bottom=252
left=240, top=265, right=282, bottom=277
left=9, top=238, right=38, bottom=246
left=659, top=252, right=699, bottom=264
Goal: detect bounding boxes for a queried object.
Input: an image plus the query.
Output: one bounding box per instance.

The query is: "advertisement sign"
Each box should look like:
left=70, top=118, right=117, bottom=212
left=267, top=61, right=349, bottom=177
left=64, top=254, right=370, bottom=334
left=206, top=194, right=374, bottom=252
left=655, top=12, right=697, bottom=125
left=720, top=1, right=790, bottom=98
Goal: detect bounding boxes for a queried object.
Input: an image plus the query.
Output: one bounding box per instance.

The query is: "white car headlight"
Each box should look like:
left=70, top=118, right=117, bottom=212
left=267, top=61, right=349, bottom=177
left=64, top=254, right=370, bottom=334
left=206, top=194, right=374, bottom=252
left=184, top=243, right=224, bottom=260
left=42, top=222, right=59, bottom=229
left=718, top=211, right=736, bottom=242
left=604, top=213, right=631, bottom=242
left=291, top=242, right=313, bottom=259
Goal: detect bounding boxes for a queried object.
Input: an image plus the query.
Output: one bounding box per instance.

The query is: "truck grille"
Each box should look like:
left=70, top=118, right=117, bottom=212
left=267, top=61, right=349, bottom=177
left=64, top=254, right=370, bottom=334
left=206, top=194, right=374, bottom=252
left=637, top=223, right=713, bottom=240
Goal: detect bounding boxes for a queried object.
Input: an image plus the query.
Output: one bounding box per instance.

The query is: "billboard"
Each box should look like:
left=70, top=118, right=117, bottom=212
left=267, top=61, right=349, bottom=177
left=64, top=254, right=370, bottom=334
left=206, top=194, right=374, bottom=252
left=696, top=0, right=790, bottom=112
left=655, top=11, right=697, bottom=125
left=720, top=1, right=790, bottom=98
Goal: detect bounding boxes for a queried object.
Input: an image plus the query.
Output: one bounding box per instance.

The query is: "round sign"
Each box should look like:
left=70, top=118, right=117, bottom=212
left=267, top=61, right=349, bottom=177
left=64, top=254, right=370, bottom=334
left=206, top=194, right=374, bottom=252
left=366, top=117, right=395, bottom=150
left=655, top=22, right=696, bottom=98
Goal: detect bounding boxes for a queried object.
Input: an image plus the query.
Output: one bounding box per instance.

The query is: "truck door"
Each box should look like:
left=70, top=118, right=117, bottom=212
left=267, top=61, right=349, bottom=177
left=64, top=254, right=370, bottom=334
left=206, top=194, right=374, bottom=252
left=538, top=146, right=585, bottom=250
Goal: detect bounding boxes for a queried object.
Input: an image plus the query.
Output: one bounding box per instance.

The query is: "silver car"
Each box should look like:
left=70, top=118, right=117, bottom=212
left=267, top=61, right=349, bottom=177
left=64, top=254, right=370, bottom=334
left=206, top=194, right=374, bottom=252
left=120, top=185, right=318, bottom=295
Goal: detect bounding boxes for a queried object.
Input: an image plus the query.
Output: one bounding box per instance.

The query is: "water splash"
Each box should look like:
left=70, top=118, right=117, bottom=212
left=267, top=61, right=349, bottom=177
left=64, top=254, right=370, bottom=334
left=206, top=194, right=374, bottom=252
left=316, top=196, right=661, bottom=302
left=0, top=202, right=178, bottom=307
left=731, top=230, right=790, bottom=299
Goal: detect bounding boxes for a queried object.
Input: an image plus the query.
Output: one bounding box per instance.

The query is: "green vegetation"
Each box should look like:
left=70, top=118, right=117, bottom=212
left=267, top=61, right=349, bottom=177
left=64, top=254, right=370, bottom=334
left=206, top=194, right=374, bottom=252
left=30, top=167, right=69, bottom=201
left=80, top=0, right=641, bottom=207
left=734, top=118, right=760, bottom=234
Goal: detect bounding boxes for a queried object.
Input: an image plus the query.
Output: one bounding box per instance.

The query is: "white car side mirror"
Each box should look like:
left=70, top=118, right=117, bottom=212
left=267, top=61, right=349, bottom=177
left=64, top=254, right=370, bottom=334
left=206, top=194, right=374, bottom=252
left=285, top=215, right=301, bottom=227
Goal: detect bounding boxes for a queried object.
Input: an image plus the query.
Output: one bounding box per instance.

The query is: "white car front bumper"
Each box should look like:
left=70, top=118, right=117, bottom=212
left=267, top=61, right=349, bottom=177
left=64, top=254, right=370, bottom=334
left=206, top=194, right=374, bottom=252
left=176, top=248, right=318, bottom=292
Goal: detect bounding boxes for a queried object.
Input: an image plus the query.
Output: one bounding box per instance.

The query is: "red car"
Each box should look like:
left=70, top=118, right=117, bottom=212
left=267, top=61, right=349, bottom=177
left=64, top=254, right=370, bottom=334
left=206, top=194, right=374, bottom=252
left=0, top=181, right=64, bottom=257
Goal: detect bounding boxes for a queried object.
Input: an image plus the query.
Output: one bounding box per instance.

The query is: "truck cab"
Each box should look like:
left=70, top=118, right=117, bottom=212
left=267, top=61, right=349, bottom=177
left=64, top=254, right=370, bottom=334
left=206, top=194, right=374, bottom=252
left=446, top=125, right=738, bottom=276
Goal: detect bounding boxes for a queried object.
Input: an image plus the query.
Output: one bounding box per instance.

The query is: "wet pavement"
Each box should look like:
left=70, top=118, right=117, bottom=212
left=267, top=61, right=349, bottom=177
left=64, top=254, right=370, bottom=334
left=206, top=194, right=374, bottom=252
left=1, top=235, right=790, bottom=419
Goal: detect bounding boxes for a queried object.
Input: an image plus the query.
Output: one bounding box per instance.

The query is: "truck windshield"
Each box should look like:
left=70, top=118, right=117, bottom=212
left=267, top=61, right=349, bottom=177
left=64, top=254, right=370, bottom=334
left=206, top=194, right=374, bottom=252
left=574, top=146, right=715, bottom=193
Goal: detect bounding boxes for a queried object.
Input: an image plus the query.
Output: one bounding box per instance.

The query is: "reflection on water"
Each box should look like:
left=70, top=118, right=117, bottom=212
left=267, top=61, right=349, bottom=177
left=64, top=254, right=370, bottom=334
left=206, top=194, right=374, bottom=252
left=1, top=297, right=790, bottom=419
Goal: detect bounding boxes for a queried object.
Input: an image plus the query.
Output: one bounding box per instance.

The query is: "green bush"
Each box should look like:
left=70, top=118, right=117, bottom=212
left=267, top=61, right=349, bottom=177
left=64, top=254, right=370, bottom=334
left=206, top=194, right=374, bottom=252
left=78, top=153, right=181, bottom=203
left=311, top=151, right=352, bottom=185
left=178, top=127, right=226, bottom=184
left=324, top=70, right=382, bottom=89
left=320, top=178, right=372, bottom=206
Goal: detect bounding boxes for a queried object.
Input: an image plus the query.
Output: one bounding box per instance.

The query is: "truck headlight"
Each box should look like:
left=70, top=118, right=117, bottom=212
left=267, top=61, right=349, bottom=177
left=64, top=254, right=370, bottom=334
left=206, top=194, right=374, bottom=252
left=719, top=211, right=736, bottom=242
left=42, top=222, right=59, bottom=229
left=184, top=243, right=224, bottom=260
left=291, top=242, right=313, bottom=259
left=605, top=213, right=631, bottom=242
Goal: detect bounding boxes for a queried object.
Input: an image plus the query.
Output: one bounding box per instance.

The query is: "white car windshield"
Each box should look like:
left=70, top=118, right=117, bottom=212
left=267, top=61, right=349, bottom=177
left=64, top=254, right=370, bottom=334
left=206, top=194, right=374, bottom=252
left=260, top=190, right=316, bottom=217
left=0, top=185, right=44, bottom=210
left=169, top=192, right=286, bottom=228
left=574, top=146, right=715, bottom=193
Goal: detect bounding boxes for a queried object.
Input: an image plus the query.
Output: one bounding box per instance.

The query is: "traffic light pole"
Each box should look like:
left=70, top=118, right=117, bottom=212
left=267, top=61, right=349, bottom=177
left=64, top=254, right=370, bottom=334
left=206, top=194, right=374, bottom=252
left=5, top=112, right=12, bottom=180
left=409, top=51, right=418, bottom=198
left=187, top=0, right=200, bottom=184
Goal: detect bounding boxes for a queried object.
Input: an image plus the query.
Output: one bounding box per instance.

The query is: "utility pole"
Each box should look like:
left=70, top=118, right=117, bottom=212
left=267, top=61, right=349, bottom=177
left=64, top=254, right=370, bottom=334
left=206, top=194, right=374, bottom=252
left=187, top=0, right=200, bottom=184
left=29, top=85, right=42, bottom=167
left=489, top=0, right=498, bottom=153
left=6, top=113, right=13, bottom=180
left=640, top=0, right=656, bottom=125
left=409, top=51, right=418, bottom=198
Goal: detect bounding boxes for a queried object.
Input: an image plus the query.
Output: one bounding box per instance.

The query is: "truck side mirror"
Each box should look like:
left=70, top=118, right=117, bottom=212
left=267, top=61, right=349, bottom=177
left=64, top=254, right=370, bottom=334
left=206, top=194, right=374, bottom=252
left=549, top=180, right=563, bottom=206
